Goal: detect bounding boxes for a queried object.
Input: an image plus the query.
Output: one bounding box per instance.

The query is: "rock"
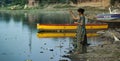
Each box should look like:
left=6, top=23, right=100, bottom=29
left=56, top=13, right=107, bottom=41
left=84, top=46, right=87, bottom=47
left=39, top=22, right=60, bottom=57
left=49, top=49, right=54, bottom=51
left=61, top=54, right=70, bottom=58
left=68, top=50, right=73, bottom=53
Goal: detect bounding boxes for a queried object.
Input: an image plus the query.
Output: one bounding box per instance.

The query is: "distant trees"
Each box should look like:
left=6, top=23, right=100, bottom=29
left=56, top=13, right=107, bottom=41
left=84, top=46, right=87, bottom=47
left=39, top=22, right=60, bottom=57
left=0, top=0, right=12, bottom=6
left=0, top=0, right=120, bottom=7
left=11, top=0, right=27, bottom=5
left=0, top=0, right=71, bottom=6
left=38, top=0, right=70, bottom=4
left=0, top=0, right=27, bottom=6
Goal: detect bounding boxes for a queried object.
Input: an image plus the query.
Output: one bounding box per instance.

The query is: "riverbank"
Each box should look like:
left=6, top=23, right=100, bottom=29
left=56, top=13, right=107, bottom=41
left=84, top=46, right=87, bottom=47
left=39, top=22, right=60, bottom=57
left=0, top=4, right=108, bottom=14
left=0, top=6, right=108, bottom=21
left=70, top=44, right=120, bottom=61
left=69, top=29, right=120, bottom=61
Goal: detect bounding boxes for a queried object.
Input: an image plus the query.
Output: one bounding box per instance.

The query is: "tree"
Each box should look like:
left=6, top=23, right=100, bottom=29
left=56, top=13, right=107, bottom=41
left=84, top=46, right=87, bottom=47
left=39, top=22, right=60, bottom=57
left=28, top=0, right=35, bottom=7
left=0, top=0, right=11, bottom=6
left=11, top=0, right=27, bottom=5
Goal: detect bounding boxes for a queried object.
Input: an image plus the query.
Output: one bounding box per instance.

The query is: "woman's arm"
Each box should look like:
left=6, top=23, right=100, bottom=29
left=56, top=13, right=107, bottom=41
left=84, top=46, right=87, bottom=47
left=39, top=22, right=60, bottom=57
left=69, top=10, right=79, bottom=20
left=74, top=22, right=82, bottom=25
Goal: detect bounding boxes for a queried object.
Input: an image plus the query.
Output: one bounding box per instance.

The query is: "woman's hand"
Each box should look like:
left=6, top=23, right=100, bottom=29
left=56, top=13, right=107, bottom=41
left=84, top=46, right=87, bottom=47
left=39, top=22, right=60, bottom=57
left=69, top=10, right=73, bottom=14
left=74, top=22, right=82, bottom=25
left=69, top=10, right=79, bottom=20
left=74, top=22, right=78, bottom=24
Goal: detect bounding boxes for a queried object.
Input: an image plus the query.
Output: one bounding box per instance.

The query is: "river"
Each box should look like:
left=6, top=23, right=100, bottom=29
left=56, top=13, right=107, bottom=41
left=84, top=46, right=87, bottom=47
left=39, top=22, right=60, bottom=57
left=0, top=11, right=104, bottom=61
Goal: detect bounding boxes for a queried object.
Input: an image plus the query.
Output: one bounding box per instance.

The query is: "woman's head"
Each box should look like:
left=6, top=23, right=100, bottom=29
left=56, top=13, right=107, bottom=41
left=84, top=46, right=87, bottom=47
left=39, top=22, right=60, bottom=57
left=77, top=8, right=85, bottom=15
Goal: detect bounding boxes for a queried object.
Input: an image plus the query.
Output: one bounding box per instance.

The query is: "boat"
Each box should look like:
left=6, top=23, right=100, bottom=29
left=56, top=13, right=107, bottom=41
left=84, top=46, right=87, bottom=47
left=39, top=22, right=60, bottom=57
left=37, top=32, right=99, bottom=38
left=96, top=14, right=120, bottom=20
left=37, top=24, right=108, bottom=30
left=96, top=7, right=120, bottom=20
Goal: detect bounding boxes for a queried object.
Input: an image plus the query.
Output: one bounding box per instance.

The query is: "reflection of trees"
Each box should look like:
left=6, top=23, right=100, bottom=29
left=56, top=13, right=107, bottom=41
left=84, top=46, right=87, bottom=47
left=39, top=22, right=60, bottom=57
left=10, top=13, right=36, bottom=31
left=11, top=14, right=24, bottom=23
left=38, top=12, right=71, bottom=24
left=0, top=12, right=11, bottom=23
left=0, top=12, right=38, bottom=32
left=22, top=13, right=39, bottom=31
left=0, top=12, right=72, bottom=31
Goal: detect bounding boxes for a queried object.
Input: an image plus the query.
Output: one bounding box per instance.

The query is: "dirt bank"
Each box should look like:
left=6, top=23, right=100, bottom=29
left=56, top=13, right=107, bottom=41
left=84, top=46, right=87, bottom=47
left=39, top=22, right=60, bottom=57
left=69, top=29, right=120, bottom=61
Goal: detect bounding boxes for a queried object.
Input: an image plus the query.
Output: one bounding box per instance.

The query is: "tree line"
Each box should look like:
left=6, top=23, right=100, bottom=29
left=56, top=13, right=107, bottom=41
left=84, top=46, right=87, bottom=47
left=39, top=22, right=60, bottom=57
left=0, top=0, right=70, bottom=6
left=0, top=0, right=120, bottom=6
left=0, top=0, right=27, bottom=6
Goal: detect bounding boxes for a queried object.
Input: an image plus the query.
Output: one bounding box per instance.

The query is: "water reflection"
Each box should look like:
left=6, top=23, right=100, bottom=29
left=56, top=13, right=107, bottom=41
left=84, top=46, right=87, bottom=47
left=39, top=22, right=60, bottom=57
left=0, top=12, right=106, bottom=61
left=0, top=12, right=73, bottom=61
left=37, top=32, right=99, bottom=38
left=38, top=12, right=71, bottom=24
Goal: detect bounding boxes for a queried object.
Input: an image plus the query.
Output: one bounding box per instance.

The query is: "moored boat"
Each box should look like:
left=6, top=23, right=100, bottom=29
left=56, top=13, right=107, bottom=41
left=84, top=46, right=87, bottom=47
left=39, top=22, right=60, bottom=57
left=96, top=14, right=120, bottom=20
left=37, top=24, right=108, bottom=30
left=96, top=7, right=120, bottom=20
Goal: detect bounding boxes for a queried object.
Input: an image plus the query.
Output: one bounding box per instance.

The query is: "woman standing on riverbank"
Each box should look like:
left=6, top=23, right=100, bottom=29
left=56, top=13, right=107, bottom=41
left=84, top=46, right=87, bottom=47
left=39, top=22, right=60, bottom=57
left=69, top=8, right=87, bottom=53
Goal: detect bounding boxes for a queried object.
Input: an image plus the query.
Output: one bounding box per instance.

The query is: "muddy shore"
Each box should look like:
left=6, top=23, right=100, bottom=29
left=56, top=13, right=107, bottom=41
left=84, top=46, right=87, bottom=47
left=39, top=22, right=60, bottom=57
left=69, top=29, right=120, bottom=61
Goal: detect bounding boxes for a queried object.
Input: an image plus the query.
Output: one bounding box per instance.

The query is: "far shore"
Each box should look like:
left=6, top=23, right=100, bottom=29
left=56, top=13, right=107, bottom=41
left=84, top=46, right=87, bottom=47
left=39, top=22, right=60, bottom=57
left=0, top=6, right=108, bottom=14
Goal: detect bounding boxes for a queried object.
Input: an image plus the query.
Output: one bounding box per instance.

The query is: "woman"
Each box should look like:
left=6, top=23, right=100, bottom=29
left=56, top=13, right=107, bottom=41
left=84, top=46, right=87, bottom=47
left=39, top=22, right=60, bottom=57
left=69, top=8, right=87, bottom=53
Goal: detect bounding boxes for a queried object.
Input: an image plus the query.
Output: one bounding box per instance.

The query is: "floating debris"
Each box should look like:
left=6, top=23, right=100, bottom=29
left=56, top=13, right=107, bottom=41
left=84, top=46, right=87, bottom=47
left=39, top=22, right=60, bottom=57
left=40, top=47, right=43, bottom=49
left=65, top=48, right=72, bottom=50
left=40, top=47, right=46, bottom=50
left=64, top=51, right=67, bottom=53
left=56, top=46, right=63, bottom=48
left=61, top=54, right=70, bottom=58
left=49, top=49, right=54, bottom=51
left=40, top=51, right=44, bottom=53
left=44, top=43, right=46, bottom=45
left=50, top=57, right=53, bottom=59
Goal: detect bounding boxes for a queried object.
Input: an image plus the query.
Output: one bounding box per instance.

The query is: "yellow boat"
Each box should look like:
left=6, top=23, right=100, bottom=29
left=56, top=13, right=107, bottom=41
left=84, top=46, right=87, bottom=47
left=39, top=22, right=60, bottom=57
left=37, top=24, right=108, bottom=30
left=37, top=32, right=99, bottom=38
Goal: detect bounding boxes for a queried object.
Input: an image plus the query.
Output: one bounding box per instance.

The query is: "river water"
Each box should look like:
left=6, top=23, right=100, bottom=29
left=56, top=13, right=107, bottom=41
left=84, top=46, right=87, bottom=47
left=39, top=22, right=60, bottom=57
left=0, top=12, right=104, bottom=61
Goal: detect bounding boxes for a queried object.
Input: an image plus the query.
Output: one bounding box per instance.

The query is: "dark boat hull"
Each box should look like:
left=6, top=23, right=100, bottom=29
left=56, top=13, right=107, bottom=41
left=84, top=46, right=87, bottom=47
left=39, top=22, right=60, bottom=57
left=96, top=14, right=120, bottom=20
